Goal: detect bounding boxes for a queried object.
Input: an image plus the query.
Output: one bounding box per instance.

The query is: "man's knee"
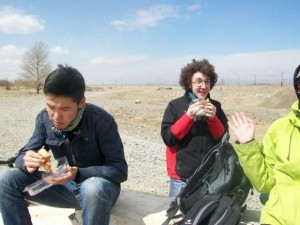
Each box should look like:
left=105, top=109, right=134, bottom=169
left=0, top=168, right=22, bottom=186
left=0, top=168, right=27, bottom=199
left=79, top=177, right=120, bottom=204
left=0, top=168, right=38, bottom=193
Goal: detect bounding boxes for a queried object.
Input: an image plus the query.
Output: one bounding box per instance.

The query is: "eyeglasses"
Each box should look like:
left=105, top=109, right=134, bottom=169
left=192, top=79, right=211, bottom=87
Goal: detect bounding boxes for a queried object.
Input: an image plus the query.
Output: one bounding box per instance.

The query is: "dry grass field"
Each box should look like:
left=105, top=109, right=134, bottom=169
left=1, top=84, right=296, bottom=141
left=86, top=84, right=296, bottom=143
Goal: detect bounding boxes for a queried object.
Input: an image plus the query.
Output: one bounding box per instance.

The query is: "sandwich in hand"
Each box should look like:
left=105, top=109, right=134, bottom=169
left=38, top=147, right=51, bottom=171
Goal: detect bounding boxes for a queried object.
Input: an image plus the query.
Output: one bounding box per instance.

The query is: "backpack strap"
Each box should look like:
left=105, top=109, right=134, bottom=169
left=0, top=156, right=16, bottom=168
left=205, top=133, right=231, bottom=184
left=221, top=131, right=230, bottom=143
left=0, top=146, right=25, bottom=168
left=162, top=200, right=181, bottom=225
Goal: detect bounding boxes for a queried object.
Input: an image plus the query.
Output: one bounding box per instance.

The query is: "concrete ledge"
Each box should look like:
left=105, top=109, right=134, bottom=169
left=111, top=189, right=170, bottom=225
left=0, top=189, right=260, bottom=225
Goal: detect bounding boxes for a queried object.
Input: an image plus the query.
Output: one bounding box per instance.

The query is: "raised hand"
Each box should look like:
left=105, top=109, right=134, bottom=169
left=228, top=111, right=255, bottom=144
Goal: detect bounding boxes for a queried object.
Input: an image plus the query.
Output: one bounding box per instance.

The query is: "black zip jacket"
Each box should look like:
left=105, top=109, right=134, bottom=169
left=15, top=103, right=128, bottom=184
left=161, top=93, right=228, bottom=180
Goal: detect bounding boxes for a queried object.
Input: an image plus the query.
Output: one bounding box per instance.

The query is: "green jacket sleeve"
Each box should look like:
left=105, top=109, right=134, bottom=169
left=233, top=131, right=276, bottom=192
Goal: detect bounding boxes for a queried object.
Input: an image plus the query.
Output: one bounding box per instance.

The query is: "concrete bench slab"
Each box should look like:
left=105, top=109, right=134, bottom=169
left=0, top=189, right=260, bottom=225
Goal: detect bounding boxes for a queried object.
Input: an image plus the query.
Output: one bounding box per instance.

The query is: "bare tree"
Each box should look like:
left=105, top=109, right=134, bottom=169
left=0, top=79, right=12, bottom=90
left=20, top=42, right=52, bottom=94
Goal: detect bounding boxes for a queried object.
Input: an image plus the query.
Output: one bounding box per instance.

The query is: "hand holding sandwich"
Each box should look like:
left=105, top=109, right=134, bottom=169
left=24, top=150, right=48, bottom=173
left=24, top=148, right=78, bottom=184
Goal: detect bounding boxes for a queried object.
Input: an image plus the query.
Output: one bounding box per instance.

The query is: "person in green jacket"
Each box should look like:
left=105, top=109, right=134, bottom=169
left=228, top=64, right=300, bottom=225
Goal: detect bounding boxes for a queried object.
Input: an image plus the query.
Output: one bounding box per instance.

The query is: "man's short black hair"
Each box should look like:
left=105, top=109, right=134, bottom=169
left=43, top=64, right=85, bottom=103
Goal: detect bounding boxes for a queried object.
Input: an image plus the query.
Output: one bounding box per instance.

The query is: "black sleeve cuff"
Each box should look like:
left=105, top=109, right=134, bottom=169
left=74, top=169, right=80, bottom=183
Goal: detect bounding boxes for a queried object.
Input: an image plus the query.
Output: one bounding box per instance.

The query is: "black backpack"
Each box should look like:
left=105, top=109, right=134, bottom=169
left=0, top=154, right=18, bottom=168
left=0, top=146, right=25, bottom=168
left=162, top=132, right=252, bottom=225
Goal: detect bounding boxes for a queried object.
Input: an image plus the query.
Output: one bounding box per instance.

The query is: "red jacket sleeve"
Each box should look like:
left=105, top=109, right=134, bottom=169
left=171, top=113, right=194, bottom=140
left=206, top=115, right=224, bottom=140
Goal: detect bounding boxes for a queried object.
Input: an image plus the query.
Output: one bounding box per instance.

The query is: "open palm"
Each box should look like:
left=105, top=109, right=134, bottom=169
left=228, top=112, right=255, bottom=144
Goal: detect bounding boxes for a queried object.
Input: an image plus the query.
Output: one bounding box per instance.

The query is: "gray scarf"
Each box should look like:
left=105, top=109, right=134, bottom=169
left=62, top=105, right=86, bottom=132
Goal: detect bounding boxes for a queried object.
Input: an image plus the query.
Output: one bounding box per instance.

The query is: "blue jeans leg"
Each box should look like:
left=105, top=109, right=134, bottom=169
left=0, top=168, right=78, bottom=225
left=75, top=177, right=120, bottom=225
left=0, top=168, right=36, bottom=225
left=169, top=178, right=187, bottom=198
left=0, top=168, right=119, bottom=225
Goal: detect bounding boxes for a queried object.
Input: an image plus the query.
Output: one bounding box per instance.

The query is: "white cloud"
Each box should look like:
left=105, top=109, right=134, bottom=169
left=110, top=5, right=178, bottom=30
left=110, top=20, right=125, bottom=26
left=186, top=3, right=201, bottom=12
left=211, top=50, right=300, bottom=84
left=90, top=57, right=113, bottom=65
left=50, top=46, right=70, bottom=55
left=0, top=44, right=26, bottom=79
left=81, top=49, right=300, bottom=85
left=90, top=55, right=148, bottom=65
left=0, top=6, right=44, bottom=34
left=1, top=47, right=300, bottom=85
left=185, top=3, right=202, bottom=15
left=0, top=44, right=26, bottom=57
left=2, top=58, right=21, bottom=65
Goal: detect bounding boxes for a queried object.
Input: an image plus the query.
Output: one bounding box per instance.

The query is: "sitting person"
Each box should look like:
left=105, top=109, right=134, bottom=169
left=0, top=64, right=128, bottom=225
left=228, top=65, right=300, bottom=225
left=161, top=59, right=228, bottom=198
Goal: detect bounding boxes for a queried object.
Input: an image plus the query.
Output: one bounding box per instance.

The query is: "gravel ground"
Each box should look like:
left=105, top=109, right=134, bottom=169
left=1, top=85, right=295, bottom=218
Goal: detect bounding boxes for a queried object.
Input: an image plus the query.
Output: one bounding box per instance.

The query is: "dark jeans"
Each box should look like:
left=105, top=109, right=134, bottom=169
left=0, top=168, right=120, bottom=225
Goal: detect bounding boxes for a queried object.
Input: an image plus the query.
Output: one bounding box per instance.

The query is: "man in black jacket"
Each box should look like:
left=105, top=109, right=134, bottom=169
left=0, top=65, right=128, bottom=225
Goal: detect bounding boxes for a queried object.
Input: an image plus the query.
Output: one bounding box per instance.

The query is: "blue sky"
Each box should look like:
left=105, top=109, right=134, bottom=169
left=0, top=0, right=300, bottom=85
